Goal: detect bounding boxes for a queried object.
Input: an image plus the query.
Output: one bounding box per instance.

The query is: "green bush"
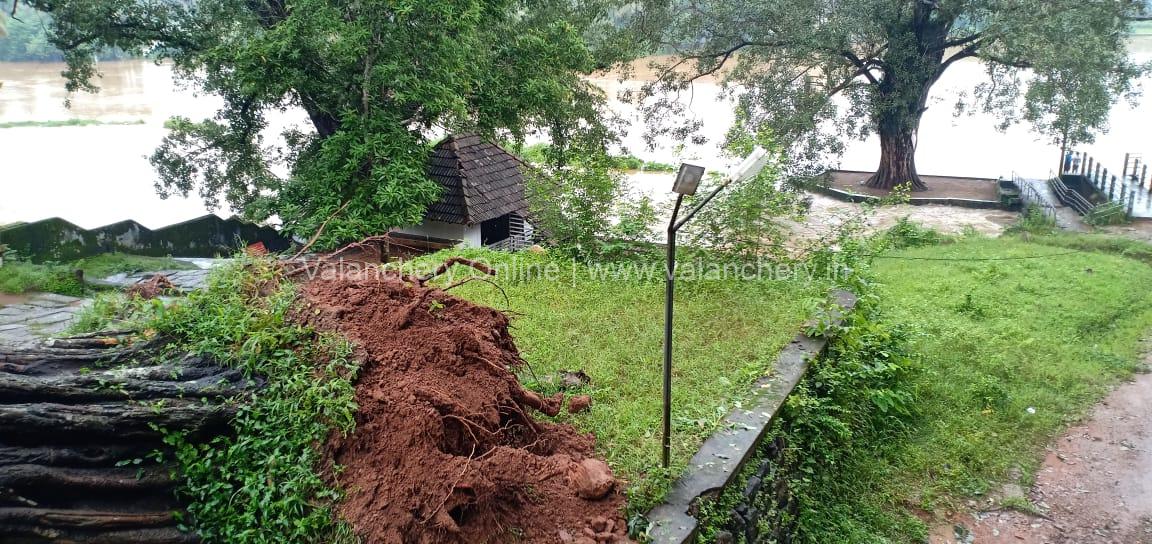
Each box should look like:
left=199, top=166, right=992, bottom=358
left=695, top=301, right=924, bottom=543
left=0, top=262, right=85, bottom=296
left=884, top=217, right=950, bottom=249
left=1007, top=204, right=1058, bottom=235
left=76, top=258, right=359, bottom=543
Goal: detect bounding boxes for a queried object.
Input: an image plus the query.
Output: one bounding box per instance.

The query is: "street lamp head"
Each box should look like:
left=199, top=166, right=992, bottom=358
left=672, top=163, right=706, bottom=195
left=730, top=147, right=770, bottom=182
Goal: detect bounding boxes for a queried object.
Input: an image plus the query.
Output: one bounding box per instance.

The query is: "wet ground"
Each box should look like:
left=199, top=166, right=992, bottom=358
left=0, top=264, right=216, bottom=347
left=0, top=292, right=90, bottom=347
left=828, top=171, right=1000, bottom=201
left=1103, top=221, right=1152, bottom=244
left=0, top=293, right=31, bottom=307
left=931, top=347, right=1152, bottom=544
left=785, top=193, right=1019, bottom=243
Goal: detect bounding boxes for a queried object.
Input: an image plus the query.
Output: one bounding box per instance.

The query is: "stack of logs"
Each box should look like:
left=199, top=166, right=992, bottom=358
left=0, top=332, right=261, bottom=543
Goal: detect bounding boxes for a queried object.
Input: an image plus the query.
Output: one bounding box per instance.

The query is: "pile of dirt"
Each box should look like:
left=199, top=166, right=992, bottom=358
left=296, top=268, right=631, bottom=543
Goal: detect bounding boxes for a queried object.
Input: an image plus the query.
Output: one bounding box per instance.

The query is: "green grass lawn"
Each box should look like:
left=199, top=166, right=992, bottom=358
left=0, top=253, right=196, bottom=296
left=817, top=234, right=1152, bottom=541
left=408, top=249, right=827, bottom=510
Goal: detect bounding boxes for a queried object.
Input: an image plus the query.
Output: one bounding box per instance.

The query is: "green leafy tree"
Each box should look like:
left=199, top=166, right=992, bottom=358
left=25, top=0, right=631, bottom=247
left=635, top=0, right=1148, bottom=190
left=1, top=10, right=137, bottom=61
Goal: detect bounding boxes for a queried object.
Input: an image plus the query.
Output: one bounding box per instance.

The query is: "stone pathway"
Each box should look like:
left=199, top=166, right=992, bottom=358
left=0, top=293, right=90, bottom=347
left=95, top=268, right=213, bottom=293
left=1021, top=177, right=1091, bottom=233
left=0, top=261, right=218, bottom=348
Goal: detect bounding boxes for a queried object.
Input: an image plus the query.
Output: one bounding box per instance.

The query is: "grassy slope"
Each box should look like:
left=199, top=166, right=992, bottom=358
left=0, top=253, right=196, bottom=295
left=411, top=250, right=825, bottom=510
left=841, top=236, right=1152, bottom=540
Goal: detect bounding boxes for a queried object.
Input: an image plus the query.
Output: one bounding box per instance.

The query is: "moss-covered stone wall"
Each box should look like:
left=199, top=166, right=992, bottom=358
left=0, top=215, right=292, bottom=262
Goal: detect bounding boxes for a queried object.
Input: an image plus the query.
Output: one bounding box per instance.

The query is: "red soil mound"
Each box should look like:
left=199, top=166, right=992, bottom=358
left=297, top=270, right=631, bottom=543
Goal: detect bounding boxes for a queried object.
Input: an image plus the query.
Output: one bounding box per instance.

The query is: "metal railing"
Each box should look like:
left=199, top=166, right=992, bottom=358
left=1062, top=150, right=1152, bottom=219
left=484, top=214, right=534, bottom=252
left=1047, top=176, right=1095, bottom=215
left=1014, top=173, right=1056, bottom=222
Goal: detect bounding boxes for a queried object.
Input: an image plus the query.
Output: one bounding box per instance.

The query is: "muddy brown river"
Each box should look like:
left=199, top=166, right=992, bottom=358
left=1, top=40, right=1150, bottom=228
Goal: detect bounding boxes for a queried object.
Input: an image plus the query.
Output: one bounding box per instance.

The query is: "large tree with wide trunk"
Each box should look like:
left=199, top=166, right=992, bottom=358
left=634, top=0, right=1148, bottom=190
left=19, top=0, right=631, bottom=247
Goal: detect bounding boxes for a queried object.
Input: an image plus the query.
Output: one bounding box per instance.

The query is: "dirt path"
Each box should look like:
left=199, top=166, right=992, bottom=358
left=931, top=351, right=1152, bottom=544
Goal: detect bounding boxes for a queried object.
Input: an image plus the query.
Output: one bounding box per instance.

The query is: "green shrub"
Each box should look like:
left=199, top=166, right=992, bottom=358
left=1008, top=204, right=1058, bottom=235
left=884, top=217, right=949, bottom=249
left=0, top=262, right=85, bottom=296
left=78, top=258, right=359, bottom=543
left=695, top=301, right=924, bottom=543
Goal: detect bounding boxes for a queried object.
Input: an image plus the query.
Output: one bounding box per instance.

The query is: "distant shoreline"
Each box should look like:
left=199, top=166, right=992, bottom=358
left=0, top=119, right=146, bottom=129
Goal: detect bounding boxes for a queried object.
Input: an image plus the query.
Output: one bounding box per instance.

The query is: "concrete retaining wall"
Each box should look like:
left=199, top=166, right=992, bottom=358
left=812, top=186, right=1006, bottom=210
left=646, top=290, right=857, bottom=543
left=0, top=215, right=292, bottom=263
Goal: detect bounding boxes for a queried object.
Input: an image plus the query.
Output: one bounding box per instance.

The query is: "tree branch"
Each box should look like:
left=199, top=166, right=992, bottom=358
left=842, top=51, right=881, bottom=85
left=935, top=32, right=984, bottom=51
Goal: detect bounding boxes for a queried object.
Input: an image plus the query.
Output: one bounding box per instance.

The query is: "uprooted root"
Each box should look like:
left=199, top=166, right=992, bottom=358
left=295, top=269, right=630, bottom=543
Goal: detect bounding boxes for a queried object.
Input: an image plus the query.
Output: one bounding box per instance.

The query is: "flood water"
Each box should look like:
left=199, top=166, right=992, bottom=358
left=1, top=38, right=1150, bottom=229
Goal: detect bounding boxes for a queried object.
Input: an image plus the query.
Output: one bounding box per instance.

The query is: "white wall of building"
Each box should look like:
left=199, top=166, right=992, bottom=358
left=393, top=220, right=467, bottom=243
left=393, top=216, right=529, bottom=250
left=463, top=225, right=482, bottom=247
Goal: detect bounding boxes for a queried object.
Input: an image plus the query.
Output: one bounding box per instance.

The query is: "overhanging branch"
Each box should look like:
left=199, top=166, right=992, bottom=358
left=935, top=32, right=983, bottom=51
left=842, top=50, right=881, bottom=85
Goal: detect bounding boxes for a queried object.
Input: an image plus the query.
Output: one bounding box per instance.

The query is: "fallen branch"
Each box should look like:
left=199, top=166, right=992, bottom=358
left=292, top=199, right=353, bottom=259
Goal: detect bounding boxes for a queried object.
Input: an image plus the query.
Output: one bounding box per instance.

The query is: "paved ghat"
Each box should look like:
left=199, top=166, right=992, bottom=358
left=0, top=263, right=216, bottom=347
left=0, top=293, right=90, bottom=347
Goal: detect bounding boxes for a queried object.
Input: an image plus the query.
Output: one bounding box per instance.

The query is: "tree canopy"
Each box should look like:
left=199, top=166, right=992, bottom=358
left=0, top=11, right=136, bottom=61
left=637, top=0, right=1149, bottom=190
left=23, top=0, right=631, bottom=247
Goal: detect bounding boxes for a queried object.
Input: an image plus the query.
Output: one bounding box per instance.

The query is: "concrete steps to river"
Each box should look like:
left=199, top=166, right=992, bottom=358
left=0, top=260, right=219, bottom=348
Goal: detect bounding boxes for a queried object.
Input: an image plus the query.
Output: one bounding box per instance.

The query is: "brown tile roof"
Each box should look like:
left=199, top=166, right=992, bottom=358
left=425, top=134, right=529, bottom=225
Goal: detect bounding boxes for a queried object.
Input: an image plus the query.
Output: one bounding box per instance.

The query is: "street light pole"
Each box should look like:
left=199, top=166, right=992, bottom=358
left=662, top=193, right=684, bottom=470
left=661, top=148, right=770, bottom=469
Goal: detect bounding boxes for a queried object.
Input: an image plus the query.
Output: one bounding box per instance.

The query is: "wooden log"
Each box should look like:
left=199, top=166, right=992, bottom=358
left=0, top=465, right=171, bottom=494
left=0, top=336, right=166, bottom=375
left=0, top=401, right=235, bottom=442
left=0, top=444, right=148, bottom=468
left=0, top=363, right=259, bottom=403
left=0, top=508, right=196, bottom=544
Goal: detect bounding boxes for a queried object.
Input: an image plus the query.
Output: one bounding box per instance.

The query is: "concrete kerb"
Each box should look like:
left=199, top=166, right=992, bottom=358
left=812, top=185, right=1006, bottom=210
left=646, top=290, right=859, bottom=543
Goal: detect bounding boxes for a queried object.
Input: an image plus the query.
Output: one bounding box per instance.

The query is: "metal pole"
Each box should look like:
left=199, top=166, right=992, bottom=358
left=663, top=194, right=684, bottom=470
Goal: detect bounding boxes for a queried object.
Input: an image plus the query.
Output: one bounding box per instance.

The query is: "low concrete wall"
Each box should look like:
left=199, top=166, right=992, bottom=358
left=647, top=290, right=858, bottom=543
left=0, top=215, right=292, bottom=263
left=812, top=186, right=1006, bottom=210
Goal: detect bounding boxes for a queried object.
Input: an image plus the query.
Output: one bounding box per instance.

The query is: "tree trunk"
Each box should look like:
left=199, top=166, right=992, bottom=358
left=864, top=2, right=949, bottom=193
left=866, top=121, right=928, bottom=191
